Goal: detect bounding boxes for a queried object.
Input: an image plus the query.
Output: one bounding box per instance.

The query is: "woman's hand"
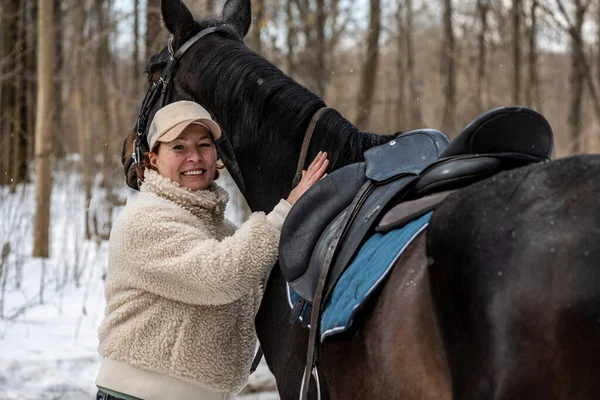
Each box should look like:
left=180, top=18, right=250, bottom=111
left=286, top=151, right=329, bottom=206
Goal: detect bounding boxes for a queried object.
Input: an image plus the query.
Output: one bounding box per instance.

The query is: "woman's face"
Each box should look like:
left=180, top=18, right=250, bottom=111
left=149, top=124, right=217, bottom=191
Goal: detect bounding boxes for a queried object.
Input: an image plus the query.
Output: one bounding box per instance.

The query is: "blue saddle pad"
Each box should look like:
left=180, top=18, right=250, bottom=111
left=286, top=212, right=432, bottom=342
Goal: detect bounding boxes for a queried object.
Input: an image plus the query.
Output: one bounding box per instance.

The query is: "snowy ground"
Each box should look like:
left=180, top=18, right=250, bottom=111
left=0, top=159, right=278, bottom=399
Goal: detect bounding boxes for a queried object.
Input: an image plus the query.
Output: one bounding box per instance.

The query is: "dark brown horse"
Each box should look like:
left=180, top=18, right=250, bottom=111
left=122, top=1, right=600, bottom=398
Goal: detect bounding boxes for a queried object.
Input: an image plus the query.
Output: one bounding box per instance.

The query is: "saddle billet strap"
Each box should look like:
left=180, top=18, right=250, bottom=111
left=299, top=180, right=373, bottom=400
left=293, top=107, right=333, bottom=188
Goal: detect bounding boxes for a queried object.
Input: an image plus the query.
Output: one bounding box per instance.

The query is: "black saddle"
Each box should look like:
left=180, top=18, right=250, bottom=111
left=280, top=129, right=450, bottom=304
left=279, top=106, right=554, bottom=316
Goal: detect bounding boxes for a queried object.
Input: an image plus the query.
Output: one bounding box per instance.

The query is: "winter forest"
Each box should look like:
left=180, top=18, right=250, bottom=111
left=0, top=0, right=598, bottom=398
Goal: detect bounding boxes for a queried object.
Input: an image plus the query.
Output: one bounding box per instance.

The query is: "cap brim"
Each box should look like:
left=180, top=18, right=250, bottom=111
left=157, top=118, right=222, bottom=143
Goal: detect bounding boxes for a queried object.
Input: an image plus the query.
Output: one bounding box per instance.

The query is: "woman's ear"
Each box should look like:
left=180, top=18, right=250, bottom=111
left=149, top=151, right=157, bottom=167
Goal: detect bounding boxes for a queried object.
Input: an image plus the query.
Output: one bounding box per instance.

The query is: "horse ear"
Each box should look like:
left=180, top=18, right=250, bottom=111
left=161, top=0, right=195, bottom=36
left=222, top=0, right=251, bottom=38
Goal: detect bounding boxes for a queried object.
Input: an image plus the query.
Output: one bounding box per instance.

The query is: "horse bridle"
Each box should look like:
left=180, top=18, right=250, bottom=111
left=133, top=26, right=220, bottom=168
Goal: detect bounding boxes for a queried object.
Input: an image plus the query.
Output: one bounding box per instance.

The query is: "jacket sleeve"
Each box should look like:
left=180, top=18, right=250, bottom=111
left=118, top=200, right=291, bottom=306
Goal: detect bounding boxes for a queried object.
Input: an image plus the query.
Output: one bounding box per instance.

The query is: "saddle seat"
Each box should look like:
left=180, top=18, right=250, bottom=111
left=279, top=107, right=554, bottom=314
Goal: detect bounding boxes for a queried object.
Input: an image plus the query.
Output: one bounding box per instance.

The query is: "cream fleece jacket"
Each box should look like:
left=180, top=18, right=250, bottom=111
left=97, top=170, right=290, bottom=395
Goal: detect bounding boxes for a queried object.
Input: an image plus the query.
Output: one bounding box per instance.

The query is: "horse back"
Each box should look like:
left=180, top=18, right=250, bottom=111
left=427, top=155, right=600, bottom=400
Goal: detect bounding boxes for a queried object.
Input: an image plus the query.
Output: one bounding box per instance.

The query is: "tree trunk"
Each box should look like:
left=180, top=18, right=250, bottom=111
left=133, top=0, right=140, bottom=90
left=355, top=0, right=381, bottom=129
left=2, top=1, right=16, bottom=186
left=476, top=0, right=489, bottom=114
left=52, top=0, right=63, bottom=157
left=145, top=0, right=167, bottom=61
left=314, top=0, right=327, bottom=97
left=249, top=0, right=265, bottom=54
left=396, top=1, right=406, bottom=128
left=285, top=1, right=296, bottom=76
left=597, top=0, right=600, bottom=89
left=441, top=0, right=456, bottom=132
left=406, top=0, right=422, bottom=128
left=72, top=0, right=92, bottom=239
left=512, top=0, right=522, bottom=104
left=96, top=0, right=115, bottom=235
left=568, top=1, right=587, bottom=154
left=10, top=0, right=25, bottom=193
left=33, top=0, right=55, bottom=258
left=525, top=0, right=541, bottom=111
left=26, top=0, right=37, bottom=182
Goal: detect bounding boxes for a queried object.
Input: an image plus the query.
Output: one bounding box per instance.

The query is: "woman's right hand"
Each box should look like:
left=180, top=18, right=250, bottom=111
left=286, top=151, right=329, bottom=206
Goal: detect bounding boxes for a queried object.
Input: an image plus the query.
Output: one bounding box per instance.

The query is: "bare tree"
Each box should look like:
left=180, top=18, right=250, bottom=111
left=441, top=0, right=456, bottom=132
left=10, top=0, right=25, bottom=193
left=395, top=1, right=407, bottom=128
left=133, top=0, right=140, bottom=89
left=355, top=0, right=381, bottom=128
left=1, top=1, right=16, bottom=186
left=289, top=0, right=353, bottom=96
left=249, top=0, right=266, bottom=53
left=25, top=0, right=37, bottom=167
left=33, top=0, right=54, bottom=258
left=96, top=0, right=115, bottom=235
left=525, top=0, right=542, bottom=111
left=146, top=0, right=168, bottom=60
left=72, top=0, right=93, bottom=239
left=285, top=0, right=297, bottom=76
left=406, top=0, right=422, bottom=128
left=476, top=0, right=490, bottom=114
left=512, top=0, right=522, bottom=104
left=547, top=0, right=595, bottom=153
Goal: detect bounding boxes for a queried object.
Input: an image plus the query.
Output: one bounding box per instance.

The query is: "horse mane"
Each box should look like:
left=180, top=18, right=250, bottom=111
left=176, top=31, right=392, bottom=169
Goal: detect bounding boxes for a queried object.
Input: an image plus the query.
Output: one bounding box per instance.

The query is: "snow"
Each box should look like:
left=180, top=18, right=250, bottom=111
left=0, top=160, right=278, bottom=399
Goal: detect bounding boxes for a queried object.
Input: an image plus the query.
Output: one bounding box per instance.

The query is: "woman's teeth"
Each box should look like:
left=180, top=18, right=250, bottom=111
left=182, top=170, right=205, bottom=176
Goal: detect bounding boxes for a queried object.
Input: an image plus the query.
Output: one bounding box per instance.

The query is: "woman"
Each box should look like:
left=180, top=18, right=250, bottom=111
left=96, top=100, right=328, bottom=400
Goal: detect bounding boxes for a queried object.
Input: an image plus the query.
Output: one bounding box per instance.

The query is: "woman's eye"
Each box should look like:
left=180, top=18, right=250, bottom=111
left=173, top=145, right=185, bottom=150
left=199, top=142, right=212, bottom=148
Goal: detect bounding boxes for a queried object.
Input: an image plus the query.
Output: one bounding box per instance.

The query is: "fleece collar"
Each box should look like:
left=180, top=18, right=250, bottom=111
left=141, top=169, right=229, bottom=219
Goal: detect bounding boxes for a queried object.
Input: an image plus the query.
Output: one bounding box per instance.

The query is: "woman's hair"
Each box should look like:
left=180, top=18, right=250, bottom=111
left=139, top=142, right=226, bottom=182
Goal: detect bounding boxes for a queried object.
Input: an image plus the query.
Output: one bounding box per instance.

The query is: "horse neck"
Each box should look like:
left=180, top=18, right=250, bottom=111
left=184, top=42, right=392, bottom=211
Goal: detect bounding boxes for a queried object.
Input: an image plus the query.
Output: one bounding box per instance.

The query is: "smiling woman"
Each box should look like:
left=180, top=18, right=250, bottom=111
left=95, top=100, right=328, bottom=399
left=147, top=102, right=221, bottom=191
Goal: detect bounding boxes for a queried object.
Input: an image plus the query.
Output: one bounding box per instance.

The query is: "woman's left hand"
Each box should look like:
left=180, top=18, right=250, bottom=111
left=286, top=151, right=329, bottom=206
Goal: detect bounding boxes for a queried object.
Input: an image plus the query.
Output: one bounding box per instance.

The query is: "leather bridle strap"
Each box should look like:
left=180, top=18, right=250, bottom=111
left=293, top=107, right=332, bottom=187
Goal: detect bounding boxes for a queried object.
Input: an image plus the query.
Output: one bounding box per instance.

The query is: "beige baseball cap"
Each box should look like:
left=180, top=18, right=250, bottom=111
left=147, top=101, right=222, bottom=150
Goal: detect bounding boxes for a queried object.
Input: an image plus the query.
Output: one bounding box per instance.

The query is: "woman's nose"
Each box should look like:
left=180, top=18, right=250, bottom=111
left=187, top=148, right=202, bottom=162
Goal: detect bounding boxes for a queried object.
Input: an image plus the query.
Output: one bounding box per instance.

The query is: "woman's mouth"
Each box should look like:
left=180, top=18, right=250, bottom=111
left=181, top=169, right=205, bottom=176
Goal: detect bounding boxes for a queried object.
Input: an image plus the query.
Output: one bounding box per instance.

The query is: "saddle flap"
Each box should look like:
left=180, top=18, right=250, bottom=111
left=280, top=163, right=367, bottom=283
left=440, top=107, right=553, bottom=159
left=364, top=129, right=449, bottom=182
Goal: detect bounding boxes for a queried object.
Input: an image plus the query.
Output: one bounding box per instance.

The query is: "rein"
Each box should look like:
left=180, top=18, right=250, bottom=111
left=293, top=107, right=333, bottom=187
